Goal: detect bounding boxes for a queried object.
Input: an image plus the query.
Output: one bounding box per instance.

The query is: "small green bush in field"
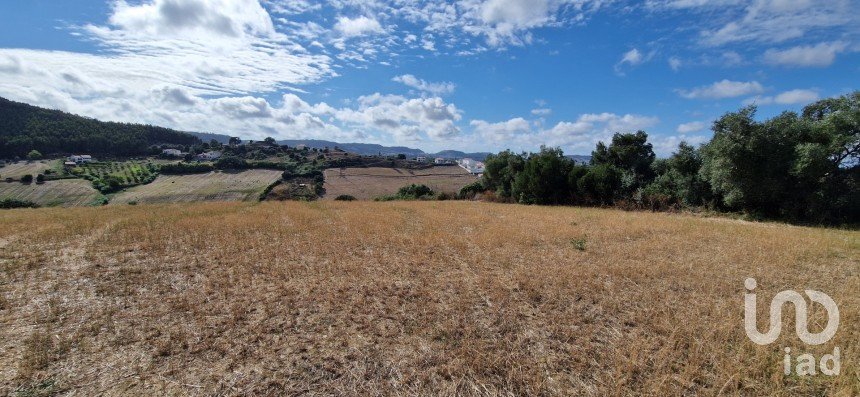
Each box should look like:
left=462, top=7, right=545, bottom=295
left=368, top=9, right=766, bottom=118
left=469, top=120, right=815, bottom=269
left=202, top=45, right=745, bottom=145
left=335, top=195, right=357, bottom=201
left=571, top=237, right=587, bottom=251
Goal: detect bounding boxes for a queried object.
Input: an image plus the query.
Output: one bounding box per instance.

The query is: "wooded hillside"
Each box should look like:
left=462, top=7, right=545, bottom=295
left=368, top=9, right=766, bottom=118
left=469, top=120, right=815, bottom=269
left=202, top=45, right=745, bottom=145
left=0, top=97, right=201, bottom=158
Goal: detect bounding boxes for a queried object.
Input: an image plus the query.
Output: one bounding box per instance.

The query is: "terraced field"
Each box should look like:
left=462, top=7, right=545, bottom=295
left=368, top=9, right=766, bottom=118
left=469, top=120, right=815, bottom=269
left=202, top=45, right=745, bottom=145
left=323, top=166, right=478, bottom=200
left=111, top=170, right=282, bottom=204
left=0, top=180, right=103, bottom=207
left=0, top=161, right=55, bottom=180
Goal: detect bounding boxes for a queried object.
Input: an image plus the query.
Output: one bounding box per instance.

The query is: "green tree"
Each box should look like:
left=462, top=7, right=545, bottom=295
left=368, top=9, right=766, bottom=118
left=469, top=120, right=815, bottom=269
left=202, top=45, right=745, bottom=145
left=577, top=164, right=621, bottom=205
left=26, top=150, right=42, bottom=160
left=511, top=146, right=572, bottom=204
left=482, top=150, right=525, bottom=198
left=591, top=131, right=656, bottom=196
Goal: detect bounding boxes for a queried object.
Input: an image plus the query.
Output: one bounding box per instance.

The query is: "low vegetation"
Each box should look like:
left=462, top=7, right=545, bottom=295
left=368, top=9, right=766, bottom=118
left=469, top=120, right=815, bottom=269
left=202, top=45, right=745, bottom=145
left=0, top=198, right=39, bottom=209
left=0, top=202, right=856, bottom=395
left=73, top=161, right=158, bottom=193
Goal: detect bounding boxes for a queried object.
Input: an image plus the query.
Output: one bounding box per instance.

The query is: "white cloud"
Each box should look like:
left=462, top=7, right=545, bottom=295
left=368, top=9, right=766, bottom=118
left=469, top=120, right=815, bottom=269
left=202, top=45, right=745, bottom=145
left=471, top=117, right=532, bottom=143
left=465, top=112, right=659, bottom=153
left=668, top=56, right=682, bottom=71
left=678, top=80, right=764, bottom=99
left=763, top=42, right=849, bottom=67
left=744, top=89, right=820, bottom=106
left=697, top=0, right=855, bottom=46
left=335, top=94, right=463, bottom=139
left=334, top=16, right=384, bottom=37
left=615, top=48, right=652, bottom=74
left=531, top=108, right=552, bottom=116
left=677, top=121, right=707, bottom=133
left=620, top=49, right=643, bottom=65
left=392, top=74, right=455, bottom=96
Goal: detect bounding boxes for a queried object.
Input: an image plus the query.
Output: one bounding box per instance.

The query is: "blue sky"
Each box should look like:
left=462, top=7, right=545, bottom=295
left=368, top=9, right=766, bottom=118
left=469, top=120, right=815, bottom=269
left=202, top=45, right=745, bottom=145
left=0, top=0, right=858, bottom=155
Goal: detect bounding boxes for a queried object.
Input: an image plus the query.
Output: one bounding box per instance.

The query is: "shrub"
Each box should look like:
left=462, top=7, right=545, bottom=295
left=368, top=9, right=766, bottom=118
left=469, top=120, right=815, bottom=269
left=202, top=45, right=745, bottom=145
left=0, top=198, right=39, bottom=209
left=397, top=184, right=433, bottom=199
left=20, top=174, right=33, bottom=184
left=570, top=237, right=587, bottom=251
left=335, top=194, right=357, bottom=201
left=215, top=156, right=249, bottom=170
left=458, top=181, right=485, bottom=199
left=26, top=150, right=42, bottom=160
left=159, top=162, right=214, bottom=174
left=36, top=173, right=45, bottom=183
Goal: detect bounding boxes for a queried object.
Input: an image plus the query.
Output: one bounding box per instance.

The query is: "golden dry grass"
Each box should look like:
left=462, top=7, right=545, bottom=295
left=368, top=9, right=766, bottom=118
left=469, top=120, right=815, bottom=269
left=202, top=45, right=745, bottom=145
left=323, top=166, right=478, bottom=199
left=0, top=201, right=857, bottom=396
left=111, top=170, right=283, bottom=204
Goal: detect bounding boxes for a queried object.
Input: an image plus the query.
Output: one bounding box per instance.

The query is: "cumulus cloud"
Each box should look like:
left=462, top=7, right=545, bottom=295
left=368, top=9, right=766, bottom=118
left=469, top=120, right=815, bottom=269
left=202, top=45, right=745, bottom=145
left=0, top=0, right=466, bottom=146
left=471, top=117, right=532, bottom=143
left=763, top=42, right=849, bottom=67
left=744, top=89, right=820, bottom=106
left=334, top=16, right=384, bottom=37
left=677, top=121, right=707, bottom=134
left=467, top=112, right=659, bottom=153
left=392, top=74, right=456, bottom=96
left=678, top=80, right=764, bottom=99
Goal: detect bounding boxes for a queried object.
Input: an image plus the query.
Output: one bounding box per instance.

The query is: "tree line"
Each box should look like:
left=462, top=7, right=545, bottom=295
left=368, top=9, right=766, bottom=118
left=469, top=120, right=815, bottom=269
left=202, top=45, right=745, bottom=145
left=476, top=92, right=859, bottom=224
left=0, top=97, right=201, bottom=157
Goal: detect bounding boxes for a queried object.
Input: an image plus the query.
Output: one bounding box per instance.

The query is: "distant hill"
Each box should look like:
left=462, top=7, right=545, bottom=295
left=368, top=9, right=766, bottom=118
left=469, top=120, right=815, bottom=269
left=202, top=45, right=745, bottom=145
left=189, top=131, right=232, bottom=144
left=278, top=140, right=492, bottom=160
left=566, top=155, right=592, bottom=165
left=0, top=97, right=201, bottom=158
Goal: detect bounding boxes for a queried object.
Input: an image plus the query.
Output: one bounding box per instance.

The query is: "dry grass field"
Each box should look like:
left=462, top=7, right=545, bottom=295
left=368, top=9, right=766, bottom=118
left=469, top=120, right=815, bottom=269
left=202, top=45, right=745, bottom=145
left=323, top=166, right=478, bottom=199
left=0, top=180, right=103, bottom=207
left=111, top=170, right=282, bottom=204
left=0, top=202, right=857, bottom=396
left=0, top=161, right=54, bottom=179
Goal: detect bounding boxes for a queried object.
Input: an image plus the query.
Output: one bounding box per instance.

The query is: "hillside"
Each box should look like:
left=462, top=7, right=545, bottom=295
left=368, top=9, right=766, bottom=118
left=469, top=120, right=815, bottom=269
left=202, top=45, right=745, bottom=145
left=0, top=201, right=856, bottom=395
left=0, top=97, right=201, bottom=158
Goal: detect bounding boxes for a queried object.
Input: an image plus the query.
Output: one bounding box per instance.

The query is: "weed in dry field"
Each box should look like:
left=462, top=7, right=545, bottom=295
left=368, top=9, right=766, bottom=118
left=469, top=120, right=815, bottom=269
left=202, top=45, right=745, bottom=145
left=0, top=201, right=857, bottom=396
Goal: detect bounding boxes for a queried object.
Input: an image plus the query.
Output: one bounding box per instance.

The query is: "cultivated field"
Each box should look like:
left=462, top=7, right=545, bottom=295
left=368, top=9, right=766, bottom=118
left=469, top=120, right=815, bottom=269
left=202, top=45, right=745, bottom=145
left=323, top=166, right=477, bottom=199
left=0, top=161, right=54, bottom=179
left=0, top=180, right=103, bottom=207
left=111, top=170, right=282, bottom=204
left=0, top=202, right=857, bottom=396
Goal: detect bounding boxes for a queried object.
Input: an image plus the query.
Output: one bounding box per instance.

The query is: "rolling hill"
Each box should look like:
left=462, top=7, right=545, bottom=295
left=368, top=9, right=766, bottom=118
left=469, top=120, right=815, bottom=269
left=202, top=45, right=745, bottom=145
left=0, top=97, right=201, bottom=158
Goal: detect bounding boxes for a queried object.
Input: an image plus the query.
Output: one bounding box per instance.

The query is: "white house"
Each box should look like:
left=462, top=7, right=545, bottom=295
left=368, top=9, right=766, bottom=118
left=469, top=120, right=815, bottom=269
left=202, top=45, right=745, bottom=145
left=296, top=144, right=308, bottom=150
left=416, top=156, right=427, bottom=162
left=434, top=158, right=447, bottom=164
left=162, top=148, right=182, bottom=157
left=458, top=158, right=485, bottom=174
left=68, top=155, right=95, bottom=164
left=196, top=151, right=222, bottom=161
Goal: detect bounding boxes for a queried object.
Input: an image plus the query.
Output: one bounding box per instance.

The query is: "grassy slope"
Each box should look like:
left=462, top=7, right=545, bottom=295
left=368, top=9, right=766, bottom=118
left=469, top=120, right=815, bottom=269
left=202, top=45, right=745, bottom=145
left=0, top=180, right=102, bottom=207
left=323, top=166, right=478, bottom=200
left=0, top=202, right=857, bottom=396
left=110, top=170, right=283, bottom=204
left=0, top=161, right=54, bottom=179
